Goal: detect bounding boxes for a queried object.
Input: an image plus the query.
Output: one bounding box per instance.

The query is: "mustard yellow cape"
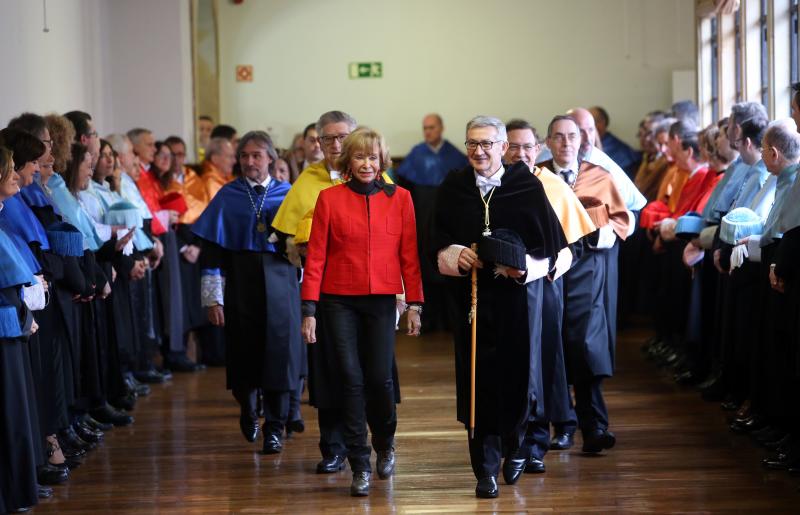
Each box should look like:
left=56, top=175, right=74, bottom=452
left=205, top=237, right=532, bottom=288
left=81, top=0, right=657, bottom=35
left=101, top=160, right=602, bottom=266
left=272, top=161, right=393, bottom=244
left=534, top=166, right=596, bottom=244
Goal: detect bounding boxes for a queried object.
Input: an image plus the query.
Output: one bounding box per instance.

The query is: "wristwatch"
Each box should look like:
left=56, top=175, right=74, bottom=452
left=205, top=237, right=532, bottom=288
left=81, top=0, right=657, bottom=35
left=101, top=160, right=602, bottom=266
left=407, top=304, right=423, bottom=314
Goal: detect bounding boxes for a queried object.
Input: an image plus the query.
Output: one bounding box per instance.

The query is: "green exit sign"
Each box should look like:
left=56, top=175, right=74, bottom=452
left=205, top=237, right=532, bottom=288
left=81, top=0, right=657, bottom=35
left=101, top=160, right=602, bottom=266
left=349, top=62, right=382, bottom=79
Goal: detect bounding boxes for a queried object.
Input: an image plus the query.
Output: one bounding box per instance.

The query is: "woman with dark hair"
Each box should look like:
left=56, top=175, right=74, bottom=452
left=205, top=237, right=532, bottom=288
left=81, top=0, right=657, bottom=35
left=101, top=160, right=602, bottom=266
left=0, top=145, right=44, bottom=513
left=136, top=141, right=200, bottom=372
left=301, top=127, right=424, bottom=496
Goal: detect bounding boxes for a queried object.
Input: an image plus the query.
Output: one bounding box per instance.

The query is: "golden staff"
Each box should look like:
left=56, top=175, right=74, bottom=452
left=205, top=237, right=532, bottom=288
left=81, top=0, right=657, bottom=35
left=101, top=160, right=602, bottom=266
left=469, top=243, right=478, bottom=440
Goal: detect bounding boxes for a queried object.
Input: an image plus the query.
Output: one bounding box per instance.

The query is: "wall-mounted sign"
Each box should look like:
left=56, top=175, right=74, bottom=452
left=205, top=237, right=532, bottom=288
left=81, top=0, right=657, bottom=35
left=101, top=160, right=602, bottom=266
left=349, top=62, right=382, bottom=79
left=236, top=65, right=253, bottom=82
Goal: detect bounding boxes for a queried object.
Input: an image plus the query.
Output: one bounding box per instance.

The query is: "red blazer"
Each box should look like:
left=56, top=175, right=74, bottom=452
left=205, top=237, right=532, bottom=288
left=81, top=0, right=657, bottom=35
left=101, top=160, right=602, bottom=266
left=136, top=167, right=167, bottom=236
left=301, top=183, right=424, bottom=303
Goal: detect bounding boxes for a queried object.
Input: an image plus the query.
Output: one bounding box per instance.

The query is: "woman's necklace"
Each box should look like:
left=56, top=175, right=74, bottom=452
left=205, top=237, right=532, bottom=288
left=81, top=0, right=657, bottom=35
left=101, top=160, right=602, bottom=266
left=479, top=187, right=496, bottom=236
left=245, top=181, right=269, bottom=232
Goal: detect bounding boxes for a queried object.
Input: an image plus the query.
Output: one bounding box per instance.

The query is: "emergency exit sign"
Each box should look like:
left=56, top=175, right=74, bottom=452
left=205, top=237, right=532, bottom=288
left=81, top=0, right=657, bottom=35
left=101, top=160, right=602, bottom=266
left=349, top=62, right=382, bottom=79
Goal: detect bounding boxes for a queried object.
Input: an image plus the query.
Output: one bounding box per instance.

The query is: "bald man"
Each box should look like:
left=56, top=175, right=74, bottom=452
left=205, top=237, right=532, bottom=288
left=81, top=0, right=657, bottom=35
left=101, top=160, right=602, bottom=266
left=396, top=114, right=468, bottom=332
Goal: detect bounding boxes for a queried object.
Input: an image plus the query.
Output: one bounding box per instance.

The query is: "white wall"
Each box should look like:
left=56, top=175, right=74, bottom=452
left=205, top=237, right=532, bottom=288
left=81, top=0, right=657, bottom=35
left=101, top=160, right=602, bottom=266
left=216, top=0, right=697, bottom=154
left=0, top=0, right=194, bottom=152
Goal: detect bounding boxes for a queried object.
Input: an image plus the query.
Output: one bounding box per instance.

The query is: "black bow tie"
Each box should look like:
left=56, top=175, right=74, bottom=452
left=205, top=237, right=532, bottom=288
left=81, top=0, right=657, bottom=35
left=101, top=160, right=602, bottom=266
left=253, top=185, right=266, bottom=195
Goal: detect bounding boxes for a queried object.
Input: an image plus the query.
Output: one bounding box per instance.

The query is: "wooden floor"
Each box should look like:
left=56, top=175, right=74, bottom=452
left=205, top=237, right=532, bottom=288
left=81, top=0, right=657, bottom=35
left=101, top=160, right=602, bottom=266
left=35, top=328, right=800, bottom=514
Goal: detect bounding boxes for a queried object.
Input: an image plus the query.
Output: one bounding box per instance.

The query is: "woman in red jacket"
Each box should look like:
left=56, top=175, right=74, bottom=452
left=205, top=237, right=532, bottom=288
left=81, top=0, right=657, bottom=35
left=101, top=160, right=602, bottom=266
left=301, top=127, right=423, bottom=497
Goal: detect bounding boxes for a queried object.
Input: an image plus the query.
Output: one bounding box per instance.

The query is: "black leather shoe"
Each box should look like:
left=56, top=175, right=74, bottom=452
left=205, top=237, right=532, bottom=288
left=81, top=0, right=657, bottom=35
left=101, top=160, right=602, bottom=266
left=124, top=373, right=151, bottom=397
left=74, top=421, right=104, bottom=444
left=59, top=427, right=95, bottom=452
left=165, top=355, right=207, bottom=373
left=316, top=455, right=347, bottom=473
left=582, top=429, right=616, bottom=454
left=110, top=391, right=137, bottom=412
left=502, top=456, right=526, bottom=485
left=763, top=453, right=799, bottom=470
left=764, top=434, right=794, bottom=451
left=134, top=367, right=169, bottom=384
left=82, top=414, right=113, bottom=432
left=55, top=454, right=82, bottom=470
left=550, top=432, right=574, bottom=450
left=37, top=484, right=54, bottom=499
left=525, top=456, right=546, bottom=473
left=239, top=416, right=259, bottom=443
left=59, top=440, right=86, bottom=459
left=287, top=419, right=305, bottom=435
left=350, top=471, right=371, bottom=496
left=475, top=476, right=499, bottom=498
left=261, top=433, right=282, bottom=454
left=90, top=403, right=134, bottom=427
left=730, top=415, right=766, bottom=434
left=376, top=448, right=395, bottom=479
left=37, top=464, right=69, bottom=485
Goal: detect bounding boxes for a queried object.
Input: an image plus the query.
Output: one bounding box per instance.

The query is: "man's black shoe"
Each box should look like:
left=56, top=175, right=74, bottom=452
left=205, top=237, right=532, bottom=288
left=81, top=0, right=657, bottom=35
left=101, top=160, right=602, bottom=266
left=376, top=448, right=395, bottom=479
left=550, top=432, right=574, bottom=450
left=316, top=455, right=346, bottom=473
left=350, top=471, right=371, bottom=496
left=261, top=433, right=283, bottom=454
left=502, top=456, right=526, bottom=485
left=90, top=403, right=134, bottom=427
left=240, top=416, right=259, bottom=443
left=475, top=476, right=499, bottom=498
left=524, top=456, right=546, bottom=473
left=582, top=429, right=616, bottom=454
left=37, top=464, right=69, bottom=485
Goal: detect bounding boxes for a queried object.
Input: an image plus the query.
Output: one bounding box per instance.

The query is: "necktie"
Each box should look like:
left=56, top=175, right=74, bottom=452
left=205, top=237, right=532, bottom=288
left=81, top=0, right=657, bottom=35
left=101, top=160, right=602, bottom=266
left=560, top=170, right=575, bottom=186
left=253, top=185, right=266, bottom=195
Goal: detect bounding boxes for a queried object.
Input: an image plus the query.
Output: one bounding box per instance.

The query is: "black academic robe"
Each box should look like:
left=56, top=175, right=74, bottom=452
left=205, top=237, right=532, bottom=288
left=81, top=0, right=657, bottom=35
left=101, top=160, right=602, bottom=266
left=200, top=242, right=302, bottom=393
left=431, top=163, right=566, bottom=434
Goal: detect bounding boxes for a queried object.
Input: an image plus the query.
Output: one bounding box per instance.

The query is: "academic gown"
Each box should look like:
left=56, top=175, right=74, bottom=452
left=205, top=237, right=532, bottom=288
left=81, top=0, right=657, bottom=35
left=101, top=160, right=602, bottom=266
left=431, top=163, right=566, bottom=434
left=0, top=227, right=40, bottom=513
left=193, top=177, right=302, bottom=393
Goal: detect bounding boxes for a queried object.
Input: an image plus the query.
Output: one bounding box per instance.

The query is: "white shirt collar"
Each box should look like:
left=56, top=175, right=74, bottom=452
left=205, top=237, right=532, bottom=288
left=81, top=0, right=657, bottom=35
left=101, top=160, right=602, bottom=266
left=551, top=159, right=579, bottom=174
left=245, top=175, right=271, bottom=189
left=329, top=170, right=343, bottom=182
left=473, top=166, right=505, bottom=196
left=689, top=163, right=707, bottom=178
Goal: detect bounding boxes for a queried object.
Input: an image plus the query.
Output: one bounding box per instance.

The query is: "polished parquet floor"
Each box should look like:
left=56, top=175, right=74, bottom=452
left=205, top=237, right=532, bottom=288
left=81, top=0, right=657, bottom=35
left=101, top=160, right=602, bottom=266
left=35, top=328, right=800, bottom=513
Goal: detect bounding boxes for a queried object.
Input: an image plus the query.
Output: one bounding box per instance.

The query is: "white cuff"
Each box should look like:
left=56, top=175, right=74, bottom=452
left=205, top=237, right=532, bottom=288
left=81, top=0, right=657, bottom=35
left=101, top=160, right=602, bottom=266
left=746, top=234, right=763, bottom=263
left=95, top=222, right=112, bottom=242
left=437, top=245, right=468, bottom=277
left=200, top=274, right=225, bottom=307
left=590, top=224, right=617, bottom=249
left=551, top=247, right=574, bottom=281
left=625, top=210, right=636, bottom=238
left=522, top=255, right=549, bottom=284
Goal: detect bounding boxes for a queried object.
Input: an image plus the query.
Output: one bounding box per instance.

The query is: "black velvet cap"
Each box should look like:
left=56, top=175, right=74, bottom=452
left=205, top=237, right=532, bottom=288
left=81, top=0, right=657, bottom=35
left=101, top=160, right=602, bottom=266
left=478, top=228, right=527, bottom=270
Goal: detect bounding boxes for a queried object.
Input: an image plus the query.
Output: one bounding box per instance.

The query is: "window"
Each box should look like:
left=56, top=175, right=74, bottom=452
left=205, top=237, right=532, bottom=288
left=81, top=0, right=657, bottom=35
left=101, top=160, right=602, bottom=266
left=711, top=16, right=720, bottom=121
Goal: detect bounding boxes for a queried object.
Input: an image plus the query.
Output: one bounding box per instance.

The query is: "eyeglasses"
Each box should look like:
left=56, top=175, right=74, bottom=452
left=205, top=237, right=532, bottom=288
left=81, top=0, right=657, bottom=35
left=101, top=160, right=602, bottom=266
left=319, top=134, right=349, bottom=145
left=87, top=131, right=98, bottom=138
left=549, top=133, right=580, bottom=144
left=508, top=143, right=537, bottom=152
left=465, top=140, right=501, bottom=151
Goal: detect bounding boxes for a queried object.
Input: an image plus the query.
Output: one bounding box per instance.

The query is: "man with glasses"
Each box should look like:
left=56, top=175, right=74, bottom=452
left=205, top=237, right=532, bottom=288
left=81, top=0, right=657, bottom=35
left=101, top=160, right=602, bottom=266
left=539, top=115, right=631, bottom=457
left=273, top=110, right=358, bottom=473
left=300, top=123, right=324, bottom=171
left=432, top=115, right=566, bottom=498
left=396, top=114, right=468, bottom=333
left=64, top=111, right=101, bottom=169
left=503, top=118, right=595, bottom=473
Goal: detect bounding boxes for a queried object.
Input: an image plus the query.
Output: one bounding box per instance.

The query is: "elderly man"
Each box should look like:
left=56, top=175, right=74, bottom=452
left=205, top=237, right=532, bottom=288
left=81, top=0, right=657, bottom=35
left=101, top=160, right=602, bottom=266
left=432, top=116, right=566, bottom=498
left=396, top=115, right=469, bottom=332
left=193, top=131, right=302, bottom=454
left=504, top=119, right=595, bottom=473
left=539, top=115, right=631, bottom=455
left=200, top=137, right=236, bottom=201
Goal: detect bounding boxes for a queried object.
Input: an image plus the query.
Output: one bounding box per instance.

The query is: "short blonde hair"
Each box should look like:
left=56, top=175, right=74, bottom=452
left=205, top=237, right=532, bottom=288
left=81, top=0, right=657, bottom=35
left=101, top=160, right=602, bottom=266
left=336, top=127, right=391, bottom=179
left=45, top=113, right=76, bottom=172
left=0, top=146, right=13, bottom=186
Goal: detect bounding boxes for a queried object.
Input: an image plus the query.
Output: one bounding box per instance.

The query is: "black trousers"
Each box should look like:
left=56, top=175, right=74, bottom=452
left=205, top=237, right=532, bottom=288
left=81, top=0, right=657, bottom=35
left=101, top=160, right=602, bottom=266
left=468, top=427, right=526, bottom=480
left=233, top=387, right=289, bottom=436
left=320, top=294, right=397, bottom=473
left=574, top=375, right=609, bottom=436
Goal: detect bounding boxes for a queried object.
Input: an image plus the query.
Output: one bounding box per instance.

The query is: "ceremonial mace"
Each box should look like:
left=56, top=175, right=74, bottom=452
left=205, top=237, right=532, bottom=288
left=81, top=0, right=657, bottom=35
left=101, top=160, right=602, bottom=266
left=469, top=243, right=478, bottom=439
